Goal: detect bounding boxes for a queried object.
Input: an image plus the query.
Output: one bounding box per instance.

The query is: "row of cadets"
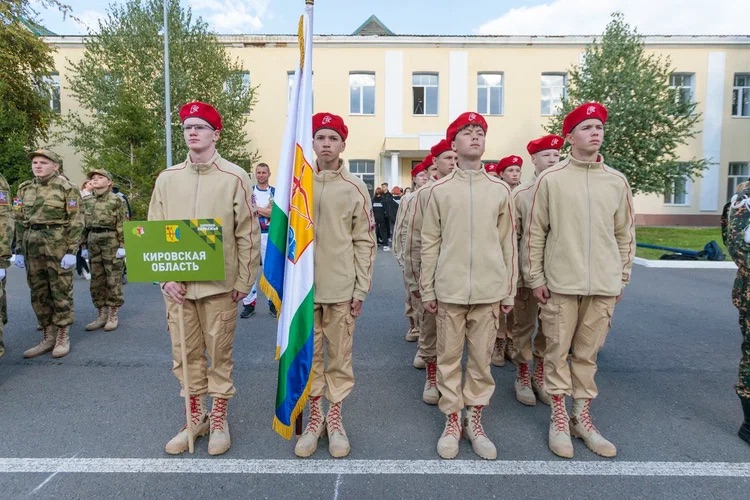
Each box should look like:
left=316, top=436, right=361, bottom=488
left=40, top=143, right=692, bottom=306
left=392, top=156, right=435, bottom=350
left=404, top=140, right=457, bottom=405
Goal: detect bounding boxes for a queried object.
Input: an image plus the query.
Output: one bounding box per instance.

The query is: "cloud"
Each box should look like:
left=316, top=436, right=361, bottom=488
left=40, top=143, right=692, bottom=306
left=74, top=10, right=107, bottom=34
left=187, top=0, right=271, bottom=33
left=477, top=0, right=750, bottom=36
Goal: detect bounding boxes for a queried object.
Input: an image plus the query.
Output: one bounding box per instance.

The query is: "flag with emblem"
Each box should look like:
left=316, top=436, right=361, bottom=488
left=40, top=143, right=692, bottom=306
left=260, top=0, right=315, bottom=439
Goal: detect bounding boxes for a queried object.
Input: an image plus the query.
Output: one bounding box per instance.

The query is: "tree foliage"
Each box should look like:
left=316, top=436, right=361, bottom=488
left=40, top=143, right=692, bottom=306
left=546, top=12, right=706, bottom=195
left=62, top=0, right=259, bottom=218
left=0, top=0, right=71, bottom=189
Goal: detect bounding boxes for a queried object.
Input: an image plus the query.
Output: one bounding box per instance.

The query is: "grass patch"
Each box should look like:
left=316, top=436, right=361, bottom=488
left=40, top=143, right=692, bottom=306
left=635, top=226, right=727, bottom=260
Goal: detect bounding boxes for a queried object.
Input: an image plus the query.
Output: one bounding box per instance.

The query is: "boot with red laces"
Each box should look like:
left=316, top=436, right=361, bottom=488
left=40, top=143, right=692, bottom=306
left=532, top=357, right=551, bottom=405
left=294, top=396, right=327, bottom=458
left=514, top=362, right=536, bottom=406
left=326, top=401, right=350, bottom=458
left=165, top=395, right=209, bottom=454
left=464, top=405, right=497, bottom=460
left=422, top=360, right=439, bottom=405
left=548, top=394, right=574, bottom=458
left=437, top=411, right=462, bottom=459
left=208, top=397, right=231, bottom=456
left=570, top=398, right=617, bottom=457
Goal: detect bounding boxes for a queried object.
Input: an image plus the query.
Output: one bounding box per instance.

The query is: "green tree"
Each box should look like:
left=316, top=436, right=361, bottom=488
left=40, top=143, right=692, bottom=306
left=62, top=0, right=258, bottom=218
left=0, top=0, right=71, bottom=189
left=546, top=12, right=706, bottom=195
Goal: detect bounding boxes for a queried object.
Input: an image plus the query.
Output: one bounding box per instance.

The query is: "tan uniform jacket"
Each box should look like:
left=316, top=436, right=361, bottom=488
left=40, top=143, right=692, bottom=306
left=313, top=160, right=376, bottom=303
left=513, top=171, right=539, bottom=288
left=403, top=182, right=433, bottom=293
left=393, top=190, right=417, bottom=267
left=419, top=167, right=518, bottom=306
left=148, top=151, right=261, bottom=300
left=526, top=154, right=635, bottom=296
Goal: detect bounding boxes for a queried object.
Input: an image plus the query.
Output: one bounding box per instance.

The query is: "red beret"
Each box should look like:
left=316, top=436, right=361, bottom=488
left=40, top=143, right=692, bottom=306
left=312, top=112, right=348, bottom=141
left=446, top=111, right=488, bottom=141
left=430, top=139, right=452, bottom=158
left=497, top=155, right=523, bottom=172
left=411, top=161, right=426, bottom=177
left=180, top=101, right=222, bottom=131
left=562, top=102, right=607, bottom=137
left=484, top=163, right=498, bottom=174
left=527, top=134, right=564, bottom=155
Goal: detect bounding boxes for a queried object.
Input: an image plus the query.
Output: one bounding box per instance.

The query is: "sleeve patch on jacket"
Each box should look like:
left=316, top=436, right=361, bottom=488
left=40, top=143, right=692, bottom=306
left=0, top=191, right=8, bottom=205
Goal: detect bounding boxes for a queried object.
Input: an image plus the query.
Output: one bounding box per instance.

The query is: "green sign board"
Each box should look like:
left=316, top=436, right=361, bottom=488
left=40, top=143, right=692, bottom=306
left=123, top=219, right=225, bottom=282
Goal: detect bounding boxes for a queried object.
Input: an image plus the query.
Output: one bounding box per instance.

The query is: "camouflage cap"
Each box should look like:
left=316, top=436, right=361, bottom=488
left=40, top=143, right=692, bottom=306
left=28, top=148, right=62, bottom=165
left=86, top=169, right=113, bottom=181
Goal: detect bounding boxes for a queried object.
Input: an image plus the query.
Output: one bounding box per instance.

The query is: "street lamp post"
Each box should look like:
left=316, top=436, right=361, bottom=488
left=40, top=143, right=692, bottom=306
left=163, top=0, right=173, bottom=168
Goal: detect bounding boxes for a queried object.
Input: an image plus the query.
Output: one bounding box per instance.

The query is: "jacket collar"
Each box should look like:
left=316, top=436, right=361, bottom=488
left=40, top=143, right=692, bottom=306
left=568, top=153, right=604, bottom=169
left=186, top=151, right=221, bottom=174
left=315, top=159, right=345, bottom=177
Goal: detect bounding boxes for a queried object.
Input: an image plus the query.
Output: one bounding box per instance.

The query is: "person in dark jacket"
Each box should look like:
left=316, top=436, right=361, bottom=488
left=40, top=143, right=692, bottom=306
left=385, top=186, right=403, bottom=246
left=372, top=187, right=389, bottom=250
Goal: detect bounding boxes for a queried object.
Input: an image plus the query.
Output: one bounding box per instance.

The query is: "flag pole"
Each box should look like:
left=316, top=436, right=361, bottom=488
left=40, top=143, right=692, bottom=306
left=163, top=0, right=173, bottom=168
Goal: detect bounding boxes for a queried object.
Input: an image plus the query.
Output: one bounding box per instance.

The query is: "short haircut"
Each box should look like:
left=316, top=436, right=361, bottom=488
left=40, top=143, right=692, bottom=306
left=256, top=163, right=270, bottom=171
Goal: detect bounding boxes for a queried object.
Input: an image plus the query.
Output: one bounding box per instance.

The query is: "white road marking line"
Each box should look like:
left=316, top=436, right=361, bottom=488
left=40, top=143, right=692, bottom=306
left=333, top=473, right=342, bottom=500
left=1, top=458, right=750, bottom=477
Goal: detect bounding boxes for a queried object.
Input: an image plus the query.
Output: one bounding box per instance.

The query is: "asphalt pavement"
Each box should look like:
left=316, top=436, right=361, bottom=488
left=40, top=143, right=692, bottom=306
left=0, top=251, right=748, bottom=499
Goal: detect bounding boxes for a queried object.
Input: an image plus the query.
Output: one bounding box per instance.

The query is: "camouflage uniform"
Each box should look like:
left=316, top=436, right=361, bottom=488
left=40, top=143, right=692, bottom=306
left=15, top=174, right=84, bottom=328
left=82, top=180, right=126, bottom=309
left=722, top=181, right=750, bottom=444
left=0, top=173, right=14, bottom=356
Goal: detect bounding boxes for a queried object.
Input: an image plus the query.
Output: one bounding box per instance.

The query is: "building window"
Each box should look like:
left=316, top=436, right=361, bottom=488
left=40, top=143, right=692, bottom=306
left=349, top=72, right=375, bottom=115
left=663, top=176, right=689, bottom=205
left=728, top=162, right=750, bottom=200
left=46, top=73, right=61, bottom=114
left=670, top=73, right=694, bottom=109
left=733, top=74, right=750, bottom=117
left=288, top=71, right=314, bottom=111
left=349, top=160, right=376, bottom=196
left=412, top=73, right=438, bottom=116
left=541, top=73, right=566, bottom=116
left=477, top=73, right=503, bottom=116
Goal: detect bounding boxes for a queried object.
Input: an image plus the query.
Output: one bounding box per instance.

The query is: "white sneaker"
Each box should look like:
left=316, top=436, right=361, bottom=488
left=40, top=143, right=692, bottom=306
left=83, top=271, right=91, bottom=280
left=382, top=246, right=390, bottom=251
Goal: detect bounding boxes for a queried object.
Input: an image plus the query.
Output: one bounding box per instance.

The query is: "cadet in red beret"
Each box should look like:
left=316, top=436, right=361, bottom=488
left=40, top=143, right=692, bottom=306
left=420, top=112, right=517, bottom=460
left=401, top=144, right=456, bottom=404
left=527, top=102, right=634, bottom=459
left=484, top=163, right=499, bottom=177
left=150, top=101, right=260, bottom=456
left=497, top=155, right=523, bottom=189
left=295, top=113, right=375, bottom=459
left=507, top=134, right=564, bottom=408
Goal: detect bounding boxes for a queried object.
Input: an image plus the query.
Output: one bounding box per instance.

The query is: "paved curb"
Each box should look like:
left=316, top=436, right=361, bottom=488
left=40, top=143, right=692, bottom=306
left=634, top=256, right=737, bottom=269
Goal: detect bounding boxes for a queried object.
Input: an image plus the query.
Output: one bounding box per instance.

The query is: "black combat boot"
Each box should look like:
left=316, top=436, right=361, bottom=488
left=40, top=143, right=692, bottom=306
left=739, top=396, right=750, bottom=445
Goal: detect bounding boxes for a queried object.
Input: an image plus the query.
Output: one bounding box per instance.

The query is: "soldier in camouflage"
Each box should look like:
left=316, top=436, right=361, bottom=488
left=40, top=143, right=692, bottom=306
left=82, top=169, right=127, bottom=332
left=0, top=172, right=14, bottom=358
left=722, top=180, right=750, bottom=445
left=13, top=149, right=84, bottom=359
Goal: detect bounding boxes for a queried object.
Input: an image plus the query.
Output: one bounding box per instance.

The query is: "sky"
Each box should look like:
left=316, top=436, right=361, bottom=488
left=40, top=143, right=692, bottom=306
left=33, top=0, right=748, bottom=37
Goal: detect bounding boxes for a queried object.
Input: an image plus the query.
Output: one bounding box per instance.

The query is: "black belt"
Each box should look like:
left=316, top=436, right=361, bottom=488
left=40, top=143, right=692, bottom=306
left=30, top=224, right=63, bottom=230
left=89, top=227, right=115, bottom=233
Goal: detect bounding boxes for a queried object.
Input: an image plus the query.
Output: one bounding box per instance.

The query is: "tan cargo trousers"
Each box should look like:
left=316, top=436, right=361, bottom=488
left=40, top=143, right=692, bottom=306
left=539, top=292, right=616, bottom=399
left=512, top=287, right=546, bottom=364
left=404, top=278, right=420, bottom=334
left=496, top=310, right=513, bottom=340
left=414, top=296, right=437, bottom=362
left=436, top=301, right=500, bottom=415
left=311, top=302, right=356, bottom=404
left=164, top=291, right=239, bottom=399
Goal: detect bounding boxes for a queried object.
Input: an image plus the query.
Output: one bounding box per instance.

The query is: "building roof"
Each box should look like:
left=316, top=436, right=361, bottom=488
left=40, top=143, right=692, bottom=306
left=352, top=15, right=394, bottom=36
left=19, top=17, right=58, bottom=37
